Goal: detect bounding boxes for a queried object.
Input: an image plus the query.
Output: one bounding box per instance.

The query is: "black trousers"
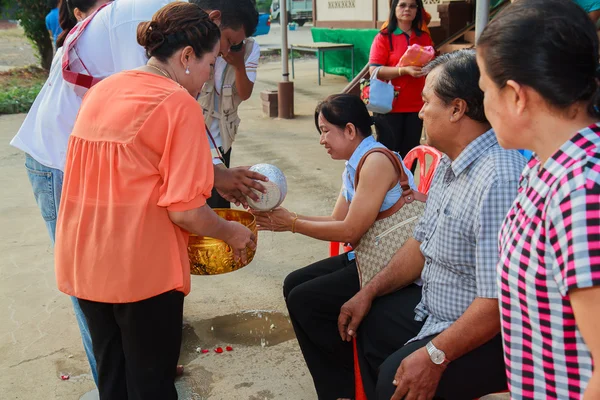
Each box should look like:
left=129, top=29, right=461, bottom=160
left=357, top=286, right=508, bottom=400
left=374, top=112, right=423, bottom=159
left=207, top=147, right=232, bottom=209
left=283, top=254, right=360, bottom=400
left=78, top=290, right=184, bottom=400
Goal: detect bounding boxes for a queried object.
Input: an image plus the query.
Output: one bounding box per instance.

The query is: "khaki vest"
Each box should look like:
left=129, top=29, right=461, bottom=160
left=199, top=38, right=255, bottom=153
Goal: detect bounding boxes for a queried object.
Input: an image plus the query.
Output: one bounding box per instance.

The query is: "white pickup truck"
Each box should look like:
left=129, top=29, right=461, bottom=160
left=270, top=0, right=313, bottom=26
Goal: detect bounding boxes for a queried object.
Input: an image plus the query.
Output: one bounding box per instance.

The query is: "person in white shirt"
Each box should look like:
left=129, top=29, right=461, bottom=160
left=10, top=0, right=262, bottom=386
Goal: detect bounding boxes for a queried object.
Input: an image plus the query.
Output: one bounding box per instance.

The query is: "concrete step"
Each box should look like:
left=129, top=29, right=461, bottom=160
left=464, top=29, right=476, bottom=44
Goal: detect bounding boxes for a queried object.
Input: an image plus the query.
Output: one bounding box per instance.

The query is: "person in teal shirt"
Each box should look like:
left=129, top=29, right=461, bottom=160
left=45, top=0, right=62, bottom=46
left=573, top=0, right=600, bottom=12
left=571, top=0, right=600, bottom=24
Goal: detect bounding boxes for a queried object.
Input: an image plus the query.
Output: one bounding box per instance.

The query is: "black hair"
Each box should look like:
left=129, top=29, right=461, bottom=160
left=422, top=49, right=487, bottom=123
left=191, top=0, right=259, bottom=38
left=56, top=0, right=99, bottom=48
left=137, top=2, right=221, bottom=63
left=315, top=94, right=393, bottom=143
left=384, top=0, right=425, bottom=51
left=478, top=0, right=600, bottom=118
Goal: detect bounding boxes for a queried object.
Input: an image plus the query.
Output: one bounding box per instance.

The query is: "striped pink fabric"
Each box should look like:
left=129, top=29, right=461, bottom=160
left=498, top=124, right=600, bottom=399
left=61, top=2, right=111, bottom=97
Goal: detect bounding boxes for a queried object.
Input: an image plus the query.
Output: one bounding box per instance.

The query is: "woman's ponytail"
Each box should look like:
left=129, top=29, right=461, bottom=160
left=372, top=115, right=395, bottom=147
left=588, top=65, right=600, bottom=118
left=56, top=0, right=76, bottom=48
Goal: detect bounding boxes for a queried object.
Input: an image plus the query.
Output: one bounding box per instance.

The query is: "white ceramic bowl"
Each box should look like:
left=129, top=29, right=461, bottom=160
left=246, top=164, right=287, bottom=211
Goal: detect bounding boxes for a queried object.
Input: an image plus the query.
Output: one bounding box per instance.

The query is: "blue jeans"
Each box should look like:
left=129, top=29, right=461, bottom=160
left=25, top=154, right=98, bottom=385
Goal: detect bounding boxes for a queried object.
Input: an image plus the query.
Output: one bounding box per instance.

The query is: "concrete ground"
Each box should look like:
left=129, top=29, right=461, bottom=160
left=0, top=25, right=37, bottom=71
left=254, top=22, right=315, bottom=51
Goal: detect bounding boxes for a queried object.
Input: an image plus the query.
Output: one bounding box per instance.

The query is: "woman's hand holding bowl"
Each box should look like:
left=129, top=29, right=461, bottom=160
left=223, top=221, right=257, bottom=265
left=253, top=207, right=295, bottom=232
left=213, top=165, right=269, bottom=208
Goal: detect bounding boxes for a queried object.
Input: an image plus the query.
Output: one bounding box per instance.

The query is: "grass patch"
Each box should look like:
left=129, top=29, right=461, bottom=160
left=0, top=65, right=47, bottom=114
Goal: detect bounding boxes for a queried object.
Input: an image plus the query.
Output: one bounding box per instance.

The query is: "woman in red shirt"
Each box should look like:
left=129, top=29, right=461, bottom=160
left=369, top=0, right=433, bottom=158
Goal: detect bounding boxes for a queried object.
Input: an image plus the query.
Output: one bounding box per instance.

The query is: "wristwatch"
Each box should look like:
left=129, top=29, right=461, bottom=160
left=426, top=341, right=450, bottom=367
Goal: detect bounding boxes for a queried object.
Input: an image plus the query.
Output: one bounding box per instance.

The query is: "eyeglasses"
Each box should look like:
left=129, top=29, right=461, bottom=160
left=397, top=2, right=418, bottom=10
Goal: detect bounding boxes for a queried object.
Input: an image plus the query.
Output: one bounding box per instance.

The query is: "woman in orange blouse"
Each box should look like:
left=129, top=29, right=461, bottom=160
left=54, top=3, right=256, bottom=399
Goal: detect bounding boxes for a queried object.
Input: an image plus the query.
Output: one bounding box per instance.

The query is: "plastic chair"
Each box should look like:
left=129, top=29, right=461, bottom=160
left=329, top=241, right=352, bottom=257
left=353, top=338, right=367, bottom=400
left=329, top=145, right=442, bottom=258
left=402, top=145, right=443, bottom=194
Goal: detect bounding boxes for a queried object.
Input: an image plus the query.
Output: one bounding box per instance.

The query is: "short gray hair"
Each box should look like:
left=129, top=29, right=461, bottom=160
left=422, top=49, right=487, bottom=123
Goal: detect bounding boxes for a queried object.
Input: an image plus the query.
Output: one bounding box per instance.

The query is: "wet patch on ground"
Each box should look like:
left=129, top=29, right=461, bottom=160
left=179, top=310, right=294, bottom=365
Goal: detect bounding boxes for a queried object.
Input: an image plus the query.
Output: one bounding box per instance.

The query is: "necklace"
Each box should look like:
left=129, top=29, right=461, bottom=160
left=146, top=63, right=172, bottom=80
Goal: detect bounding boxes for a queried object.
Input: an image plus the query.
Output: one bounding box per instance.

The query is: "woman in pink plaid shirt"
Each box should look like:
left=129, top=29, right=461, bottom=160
left=477, top=0, right=600, bottom=399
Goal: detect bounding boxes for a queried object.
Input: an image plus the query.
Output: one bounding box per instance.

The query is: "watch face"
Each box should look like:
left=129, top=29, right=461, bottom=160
left=431, top=349, right=445, bottom=365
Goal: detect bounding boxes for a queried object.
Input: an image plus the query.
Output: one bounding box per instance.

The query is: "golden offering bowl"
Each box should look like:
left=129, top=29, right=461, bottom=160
left=187, top=208, right=258, bottom=275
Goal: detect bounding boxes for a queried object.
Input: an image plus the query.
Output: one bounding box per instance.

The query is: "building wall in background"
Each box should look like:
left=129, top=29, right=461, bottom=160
left=318, top=0, right=372, bottom=22
left=315, top=0, right=442, bottom=28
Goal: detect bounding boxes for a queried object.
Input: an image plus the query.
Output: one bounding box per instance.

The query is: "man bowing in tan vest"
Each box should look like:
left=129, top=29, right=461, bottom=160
left=197, top=0, right=261, bottom=209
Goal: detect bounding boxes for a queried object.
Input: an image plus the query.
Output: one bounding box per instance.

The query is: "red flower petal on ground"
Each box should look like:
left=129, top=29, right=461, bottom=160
left=60, top=375, right=70, bottom=381
left=226, top=346, right=233, bottom=352
left=201, top=349, right=209, bottom=354
left=215, top=347, right=224, bottom=353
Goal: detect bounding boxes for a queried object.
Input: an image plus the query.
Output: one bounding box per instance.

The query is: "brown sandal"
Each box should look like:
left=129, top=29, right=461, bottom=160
left=176, top=365, right=184, bottom=376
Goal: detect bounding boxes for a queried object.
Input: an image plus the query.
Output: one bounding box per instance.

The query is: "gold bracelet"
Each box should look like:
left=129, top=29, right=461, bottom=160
left=398, top=66, right=403, bottom=76
left=291, top=212, right=299, bottom=233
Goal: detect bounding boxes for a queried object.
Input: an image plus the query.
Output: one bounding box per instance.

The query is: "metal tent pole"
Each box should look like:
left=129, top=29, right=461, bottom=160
left=475, top=0, right=491, bottom=41
left=278, top=0, right=294, bottom=119
left=280, top=0, right=289, bottom=82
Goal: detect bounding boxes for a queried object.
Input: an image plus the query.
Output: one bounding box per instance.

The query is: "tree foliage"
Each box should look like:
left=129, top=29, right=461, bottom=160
left=256, top=0, right=272, bottom=14
left=1, top=0, right=54, bottom=70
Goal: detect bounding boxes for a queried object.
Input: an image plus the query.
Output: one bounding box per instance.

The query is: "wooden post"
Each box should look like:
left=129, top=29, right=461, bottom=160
left=373, top=0, right=379, bottom=28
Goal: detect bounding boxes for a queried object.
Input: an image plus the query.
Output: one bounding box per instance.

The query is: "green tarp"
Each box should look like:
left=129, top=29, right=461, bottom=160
left=311, top=27, right=380, bottom=81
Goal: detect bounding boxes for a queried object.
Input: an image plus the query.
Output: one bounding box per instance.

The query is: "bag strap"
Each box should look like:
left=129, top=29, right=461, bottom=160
left=370, top=66, right=390, bottom=84
left=61, top=2, right=111, bottom=91
left=354, top=148, right=427, bottom=220
left=206, top=124, right=226, bottom=165
left=370, top=66, right=380, bottom=81
left=355, top=148, right=409, bottom=191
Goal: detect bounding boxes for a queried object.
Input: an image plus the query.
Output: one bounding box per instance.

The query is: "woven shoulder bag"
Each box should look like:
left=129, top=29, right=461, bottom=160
left=353, top=148, right=427, bottom=287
